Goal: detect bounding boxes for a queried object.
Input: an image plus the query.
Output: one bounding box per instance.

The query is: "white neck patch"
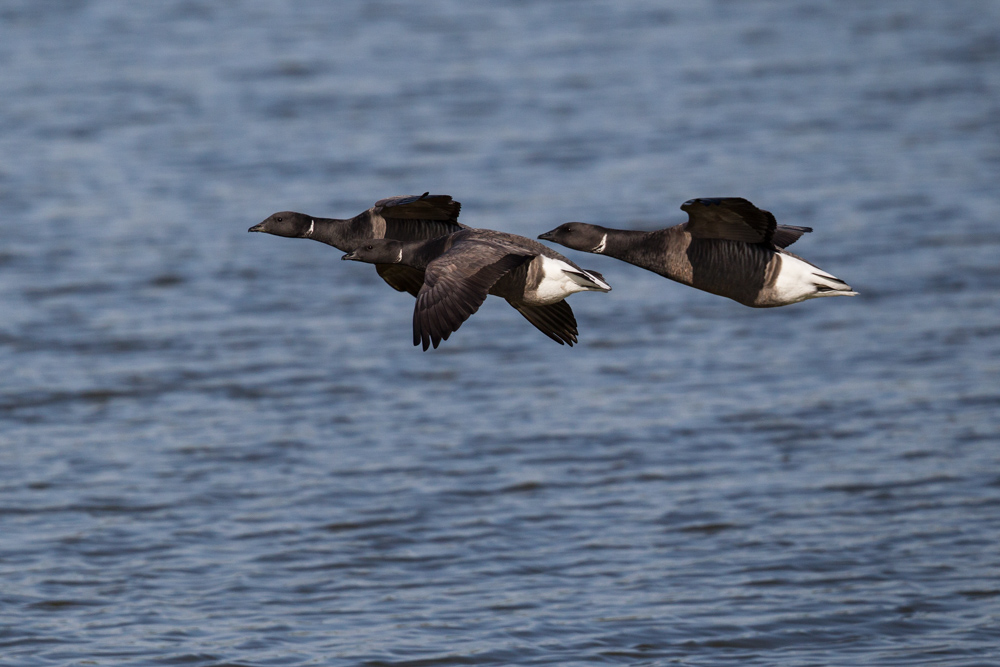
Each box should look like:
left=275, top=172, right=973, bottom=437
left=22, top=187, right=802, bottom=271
left=305, top=220, right=315, bottom=237
left=593, top=233, right=607, bottom=254
left=396, top=248, right=403, bottom=263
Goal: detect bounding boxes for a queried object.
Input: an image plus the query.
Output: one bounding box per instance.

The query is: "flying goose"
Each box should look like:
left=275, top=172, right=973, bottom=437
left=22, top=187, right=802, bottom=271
left=249, top=193, right=464, bottom=296
left=342, top=228, right=612, bottom=349
left=538, top=197, right=856, bottom=307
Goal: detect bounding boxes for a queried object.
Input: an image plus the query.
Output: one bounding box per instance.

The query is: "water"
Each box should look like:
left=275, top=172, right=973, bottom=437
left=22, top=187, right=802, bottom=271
left=2, top=1, right=999, bottom=665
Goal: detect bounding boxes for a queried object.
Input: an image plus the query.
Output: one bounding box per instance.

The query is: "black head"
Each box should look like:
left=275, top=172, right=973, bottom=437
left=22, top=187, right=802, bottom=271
left=248, top=211, right=315, bottom=238
left=538, top=222, right=608, bottom=253
left=341, top=239, right=404, bottom=264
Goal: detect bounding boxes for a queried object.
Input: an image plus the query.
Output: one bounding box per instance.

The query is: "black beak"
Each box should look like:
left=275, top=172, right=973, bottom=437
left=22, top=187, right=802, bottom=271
left=537, top=230, right=555, bottom=241
left=248, top=222, right=266, bottom=233
left=341, top=252, right=355, bottom=261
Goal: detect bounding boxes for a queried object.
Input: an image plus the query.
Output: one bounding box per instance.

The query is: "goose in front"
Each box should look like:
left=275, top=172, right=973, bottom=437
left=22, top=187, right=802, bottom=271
left=342, top=228, right=611, bottom=349
left=249, top=193, right=465, bottom=296
left=538, top=197, right=856, bottom=308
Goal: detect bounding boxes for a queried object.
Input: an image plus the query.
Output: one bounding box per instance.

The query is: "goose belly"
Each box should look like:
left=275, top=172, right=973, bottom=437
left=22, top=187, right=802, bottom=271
left=523, top=256, right=601, bottom=305
left=766, top=253, right=850, bottom=306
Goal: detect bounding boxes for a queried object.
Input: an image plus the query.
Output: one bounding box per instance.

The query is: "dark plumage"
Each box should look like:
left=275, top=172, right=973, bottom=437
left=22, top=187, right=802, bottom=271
left=249, top=193, right=464, bottom=295
left=343, top=229, right=611, bottom=350
left=538, top=197, right=856, bottom=307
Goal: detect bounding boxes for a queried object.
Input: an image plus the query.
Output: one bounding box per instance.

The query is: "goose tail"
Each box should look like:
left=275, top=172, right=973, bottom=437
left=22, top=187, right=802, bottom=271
left=566, top=268, right=612, bottom=292
left=773, top=254, right=857, bottom=304
left=811, top=271, right=858, bottom=298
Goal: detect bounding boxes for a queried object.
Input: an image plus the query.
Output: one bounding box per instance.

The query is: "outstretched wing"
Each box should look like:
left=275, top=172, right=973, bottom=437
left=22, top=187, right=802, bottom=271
left=374, top=193, right=466, bottom=243
left=772, top=225, right=812, bottom=249
left=681, top=197, right=777, bottom=245
left=511, top=300, right=579, bottom=346
left=413, top=243, right=532, bottom=350
left=375, top=264, right=426, bottom=297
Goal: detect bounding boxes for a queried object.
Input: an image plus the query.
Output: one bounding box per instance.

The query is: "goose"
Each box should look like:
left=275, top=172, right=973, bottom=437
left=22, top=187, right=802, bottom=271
left=538, top=197, right=856, bottom=307
left=342, top=228, right=612, bottom=349
left=249, top=193, right=464, bottom=296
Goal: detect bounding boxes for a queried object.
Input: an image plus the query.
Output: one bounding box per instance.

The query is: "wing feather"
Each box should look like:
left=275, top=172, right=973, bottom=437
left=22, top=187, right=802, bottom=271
left=373, top=193, right=461, bottom=222
left=374, top=193, right=466, bottom=243
left=413, top=244, right=532, bottom=350
left=681, top=197, right=777, bottom=245
left=771, top=225, right=812, bottom=249
left=375, top=264, right=425, bottom=297
left=511, top=300, right=579, bottom=346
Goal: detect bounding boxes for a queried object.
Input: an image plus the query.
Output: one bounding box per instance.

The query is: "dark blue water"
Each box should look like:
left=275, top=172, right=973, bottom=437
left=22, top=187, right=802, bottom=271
left=2, top=1, right=999, bottom=665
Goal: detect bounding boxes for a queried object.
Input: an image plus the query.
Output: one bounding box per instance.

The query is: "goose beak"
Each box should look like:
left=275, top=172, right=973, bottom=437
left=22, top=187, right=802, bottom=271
left=341, top=251, right=356, bottom=261
left=537, top=230, right=555, bottom=241
left=248, top=222, right=266, bottom=233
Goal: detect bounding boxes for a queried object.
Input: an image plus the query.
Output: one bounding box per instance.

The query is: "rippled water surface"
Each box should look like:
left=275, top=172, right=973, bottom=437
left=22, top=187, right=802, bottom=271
left=2, top=1, right=999, bottom=665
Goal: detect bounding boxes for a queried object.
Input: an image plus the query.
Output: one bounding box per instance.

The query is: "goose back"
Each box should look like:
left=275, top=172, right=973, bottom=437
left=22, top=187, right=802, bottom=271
left=603, top=226, right=787, bottom=306
left=343, top=228, right=610, bottom=348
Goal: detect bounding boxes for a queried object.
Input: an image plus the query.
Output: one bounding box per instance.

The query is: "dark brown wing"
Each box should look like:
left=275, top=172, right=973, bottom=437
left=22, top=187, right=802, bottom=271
left=374, top=193, right=462, bottom=221
left=375, top=193, right=466, bottom=243
left=772, top=225, right=812, bottom=249
left=511, top=300, right=578, bottom=346
left=375, top=264, right=425, bottom=297
left=681, top=198, right=776, bottom=245
left=413, top=244, right=532, bottom=350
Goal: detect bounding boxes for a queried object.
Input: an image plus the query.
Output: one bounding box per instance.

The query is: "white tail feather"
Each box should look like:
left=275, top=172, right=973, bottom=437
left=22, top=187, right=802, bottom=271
left=529, top=256, right=613, bottom=305
left=567, top=268, right=612, bottom=292
left=774, top=254, right=857, bottom=304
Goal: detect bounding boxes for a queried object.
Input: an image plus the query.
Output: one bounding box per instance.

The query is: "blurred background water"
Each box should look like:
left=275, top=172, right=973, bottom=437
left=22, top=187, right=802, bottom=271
left=1, top=1, right=999, bottom=665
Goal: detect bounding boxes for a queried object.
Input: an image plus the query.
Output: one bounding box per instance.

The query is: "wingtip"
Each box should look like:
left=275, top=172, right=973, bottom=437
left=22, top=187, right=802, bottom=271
left=681, top=197, right=720, bottom=209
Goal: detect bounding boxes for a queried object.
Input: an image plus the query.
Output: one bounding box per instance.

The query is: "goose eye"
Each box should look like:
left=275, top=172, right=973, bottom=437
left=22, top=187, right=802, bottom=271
left=275, top=216, right=283, bottom=222
left=366, top=244, right=374, bottom=250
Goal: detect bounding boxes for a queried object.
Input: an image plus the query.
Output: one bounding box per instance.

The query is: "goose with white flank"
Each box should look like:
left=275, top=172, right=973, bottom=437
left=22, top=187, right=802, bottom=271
left=249, top=193, right=465, bottom=296
left=538, top=197, right=856, bottom=307
left=342, top=228, right=612, bottom=349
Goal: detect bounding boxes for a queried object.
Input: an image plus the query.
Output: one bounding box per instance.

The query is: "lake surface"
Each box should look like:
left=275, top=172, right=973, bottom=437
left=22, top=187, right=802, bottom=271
left=2, top=1, right=999, bottom=665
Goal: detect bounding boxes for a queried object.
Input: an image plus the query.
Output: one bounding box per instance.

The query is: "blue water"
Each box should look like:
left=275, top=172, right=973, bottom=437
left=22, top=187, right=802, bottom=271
left=2, top=1, right=999, bottom=665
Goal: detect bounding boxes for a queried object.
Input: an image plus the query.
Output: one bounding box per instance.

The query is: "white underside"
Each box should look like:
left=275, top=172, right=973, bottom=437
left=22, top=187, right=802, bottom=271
left=527, top=255, right=612, bottom=305
left=772, top=253, right=857, bottom=305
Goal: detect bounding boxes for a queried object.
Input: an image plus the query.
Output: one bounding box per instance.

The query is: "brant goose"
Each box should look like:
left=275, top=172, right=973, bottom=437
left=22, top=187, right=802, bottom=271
left=249, top=193, right=464, bottom=296
left=342, top=229, right=612, bottom=349
left=538, top=197, right=857, bottom=308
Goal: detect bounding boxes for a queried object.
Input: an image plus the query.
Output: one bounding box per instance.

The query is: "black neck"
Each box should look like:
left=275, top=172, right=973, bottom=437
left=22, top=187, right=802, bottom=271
left=601, top=228, right=654, bottom=257
left=399, top=235, right=453, bottom=269
left=303, top=217, right=358, bottom=251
